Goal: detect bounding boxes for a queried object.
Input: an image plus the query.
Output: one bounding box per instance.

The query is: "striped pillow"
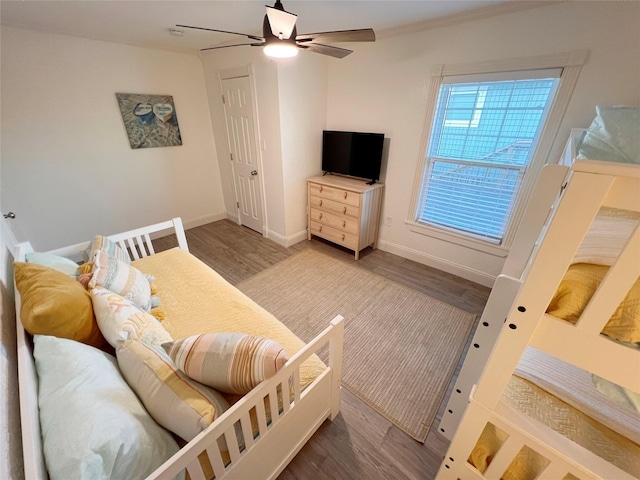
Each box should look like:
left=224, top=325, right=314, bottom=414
left=90, top=234, right=131, bottom=264
left=117, top=339, right=229, bottom=442
left=89, top=250, right=156, bottom=311
left=162, top=333, right=289, bottom=395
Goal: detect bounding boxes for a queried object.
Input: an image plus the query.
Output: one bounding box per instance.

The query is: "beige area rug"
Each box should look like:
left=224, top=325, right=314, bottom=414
left=236, top=249, right=476, bottom=442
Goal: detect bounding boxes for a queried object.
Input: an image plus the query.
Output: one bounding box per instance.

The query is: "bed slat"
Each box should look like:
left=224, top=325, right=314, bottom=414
left=186, top=458, right=206, bottom=480
left=281, top=379, right=291, bottom=414
left=225, top=427, right=241, bottom=465
left=293, top=370, right=301, bottom=402
left=239, top=414, right=254, bottom=450
left=205, top=444, right=226, bottom=479
left=268, top=390, right=280, bottom=426
left=144, top=233, right=155, bottom=255
left=483, top=437, right=525, bottom=480
left=256, top=397, right=269, bottom=435
left=576, top=223, right=640, bottom=335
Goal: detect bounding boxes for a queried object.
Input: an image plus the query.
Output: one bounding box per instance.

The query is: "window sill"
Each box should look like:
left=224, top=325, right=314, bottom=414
left=405, top=220, right=509, bottom=258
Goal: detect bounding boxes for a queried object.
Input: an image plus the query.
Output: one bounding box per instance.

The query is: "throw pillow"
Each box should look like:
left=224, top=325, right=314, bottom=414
left=89, top=250, right=156, bottom=311
left=25, top=252, right=79, bottom=278
left=117, top=339, right=230, bottom=442
left=162, top=333, right=289, bottom=395
left=547, top=263, right=640, bottom=343
left=14, top=262, right=107, bottom=349
left=91, top=287, right=172, bottom=350
left=34, top=335, right=181, bottom=480
left=90, top=234, right=131, bottom=264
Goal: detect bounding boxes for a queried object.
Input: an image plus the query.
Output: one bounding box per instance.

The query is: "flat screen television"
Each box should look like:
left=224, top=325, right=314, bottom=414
left=322, top=130, right=384, bottom=184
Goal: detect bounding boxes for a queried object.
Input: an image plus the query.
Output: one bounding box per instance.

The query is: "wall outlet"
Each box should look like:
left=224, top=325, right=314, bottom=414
left=385, top=216, right=392, bottom=226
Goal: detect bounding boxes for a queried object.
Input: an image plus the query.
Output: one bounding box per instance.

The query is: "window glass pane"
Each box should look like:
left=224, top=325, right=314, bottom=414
left=420, top=75, right=558, bottom=242
left=420, top=160, right=524, bottom=241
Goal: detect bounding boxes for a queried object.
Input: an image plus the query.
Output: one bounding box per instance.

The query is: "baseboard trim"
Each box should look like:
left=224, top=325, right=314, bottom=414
left=183, top=212, right=228, bottom=230
left=267, top=229, right=308, bottom=248
left=377, top=239, right=496, bottom=287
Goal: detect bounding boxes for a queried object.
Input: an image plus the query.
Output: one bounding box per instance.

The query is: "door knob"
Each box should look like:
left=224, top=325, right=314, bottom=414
left=3, top=212, right=15, bottom=219
left=251, top=170, right=258, bottom=176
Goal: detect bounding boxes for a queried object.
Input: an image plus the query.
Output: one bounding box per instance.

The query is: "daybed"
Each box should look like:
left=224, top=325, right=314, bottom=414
left=14, top=217, right=345, bottom=480
left=437, top=106, right=640, bottom=479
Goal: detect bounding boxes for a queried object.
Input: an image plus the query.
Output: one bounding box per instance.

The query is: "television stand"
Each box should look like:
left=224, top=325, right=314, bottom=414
left=307, top=175, right=384, bottom=260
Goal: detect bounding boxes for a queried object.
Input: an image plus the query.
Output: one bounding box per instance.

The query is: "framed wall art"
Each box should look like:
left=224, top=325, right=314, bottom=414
left=116, top=93, right=182, bottom=149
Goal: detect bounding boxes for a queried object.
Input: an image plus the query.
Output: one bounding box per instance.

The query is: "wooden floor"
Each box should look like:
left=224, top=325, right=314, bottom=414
left=154, top=219, right=491, bottom=480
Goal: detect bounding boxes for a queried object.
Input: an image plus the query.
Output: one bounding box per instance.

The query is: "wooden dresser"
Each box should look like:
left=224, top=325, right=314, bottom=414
left=307, top=175, right=384, bottom=260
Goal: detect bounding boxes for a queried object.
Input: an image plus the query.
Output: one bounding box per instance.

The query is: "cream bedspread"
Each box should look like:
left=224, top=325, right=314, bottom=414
left=132, top=248, right=326, bottom=391
left=470, top=348, right=640, bottom=478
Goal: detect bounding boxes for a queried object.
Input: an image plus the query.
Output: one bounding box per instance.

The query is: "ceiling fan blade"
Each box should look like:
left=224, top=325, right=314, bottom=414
left=176, top=24, right=263, bottom=42
left=265, top=5, right=297, bottom=39
left=296, top=28, right=375, bottom=44
left=200, top=42, right=265, bottom=52
left=297, top=43, right=352, bottom=59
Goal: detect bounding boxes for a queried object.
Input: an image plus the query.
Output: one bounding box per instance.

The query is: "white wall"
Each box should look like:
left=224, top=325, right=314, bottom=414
left=278, top=54, right=329, bottom=242
left=1, top=27, right=225, bottom=251
left=326, top=1, right=640, bottom=285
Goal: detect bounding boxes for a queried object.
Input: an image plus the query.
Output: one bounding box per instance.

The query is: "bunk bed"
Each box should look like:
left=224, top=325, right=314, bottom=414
left=14, top=218, right=345, bottom=480
left=437, top=109, right=640, bottom=480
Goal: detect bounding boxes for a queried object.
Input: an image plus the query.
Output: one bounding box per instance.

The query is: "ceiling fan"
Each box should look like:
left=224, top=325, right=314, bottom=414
left=177, top=0, right=376, bottom=59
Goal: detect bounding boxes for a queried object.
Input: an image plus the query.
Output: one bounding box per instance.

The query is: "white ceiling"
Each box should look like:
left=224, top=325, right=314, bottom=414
left=0, top=0, right=510, bottom=55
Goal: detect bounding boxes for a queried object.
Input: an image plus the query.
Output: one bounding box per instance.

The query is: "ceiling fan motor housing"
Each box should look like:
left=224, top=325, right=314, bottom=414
left=262, top=14, right=297, bottom=47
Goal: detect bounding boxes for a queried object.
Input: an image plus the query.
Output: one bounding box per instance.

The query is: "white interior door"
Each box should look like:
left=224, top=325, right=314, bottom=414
left=221, top=75, right=264, bottom=234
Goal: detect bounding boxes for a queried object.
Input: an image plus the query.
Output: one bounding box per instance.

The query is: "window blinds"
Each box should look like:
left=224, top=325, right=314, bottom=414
left=418, top=74, right=559, bottom=243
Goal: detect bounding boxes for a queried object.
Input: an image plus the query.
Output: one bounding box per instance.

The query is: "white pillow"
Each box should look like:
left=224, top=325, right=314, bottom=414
left=592, top=374, right=640, bottom=413
left=91, top=287, right=172, bottom=349
left=117, top=339, right=230, bottom=442
left=25, top=251, right=79, bottom=278
left=572, top=214, right=638, bottom=266
left=33, top=335, right=182, bottom=480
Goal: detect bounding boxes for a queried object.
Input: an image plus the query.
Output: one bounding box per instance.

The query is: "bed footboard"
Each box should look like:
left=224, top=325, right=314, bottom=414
left=147, top=315, right=345, bottom=480
left=439, top=397, right=637, bottom=480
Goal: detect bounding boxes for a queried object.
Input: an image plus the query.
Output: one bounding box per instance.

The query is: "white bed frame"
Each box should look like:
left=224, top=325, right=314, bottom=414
left=436, top=130, right=640, bottom=479
left=15, top=217, right=345, bottom=480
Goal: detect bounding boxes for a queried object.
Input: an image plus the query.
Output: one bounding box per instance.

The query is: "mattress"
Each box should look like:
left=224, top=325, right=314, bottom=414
left=469, top=348, right=640, bottom=479
left=132, top=248, right=327, bottom=391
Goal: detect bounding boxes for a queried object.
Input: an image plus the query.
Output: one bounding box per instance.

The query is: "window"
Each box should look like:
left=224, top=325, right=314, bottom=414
left=409, top=52, right=586, bottom=254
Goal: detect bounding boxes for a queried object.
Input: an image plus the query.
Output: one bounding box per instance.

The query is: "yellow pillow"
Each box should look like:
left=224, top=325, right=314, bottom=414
left=14, top=262, right=108, bottom=349
left=547, top=263, right=640, bottom=343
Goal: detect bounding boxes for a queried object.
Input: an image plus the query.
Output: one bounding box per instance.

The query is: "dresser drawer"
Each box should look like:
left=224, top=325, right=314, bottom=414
left=310, top=208, right=358, bottom=234
left=309, top=195, right=360, bottom=218
left=309, top=221, right=357, bottom=249
left=308, top=182, right=360, bottom=207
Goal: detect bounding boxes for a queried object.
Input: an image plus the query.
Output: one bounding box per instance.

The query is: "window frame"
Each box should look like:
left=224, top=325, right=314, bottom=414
left=407, top=51, right=587, bottom=257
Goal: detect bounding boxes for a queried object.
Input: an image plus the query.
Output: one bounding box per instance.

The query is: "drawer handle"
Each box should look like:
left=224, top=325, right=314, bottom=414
left=343, top=206, right=347, bottom=214
left=342, top=220, right=346, bottom=228
left=341, top=234, right=345, bottom=241
left=319, top=200, right=323, bottom=207
left=319, top=186, right=323, bottom=193
left=343, top=192, right=348, bottom=199
left=319, top=213, right=323, bottom=220
left=319, top=226, right=323, bottom=232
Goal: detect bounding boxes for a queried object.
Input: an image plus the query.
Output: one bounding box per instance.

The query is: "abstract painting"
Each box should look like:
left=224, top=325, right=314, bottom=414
left=116, top=93, right=182, bottom=149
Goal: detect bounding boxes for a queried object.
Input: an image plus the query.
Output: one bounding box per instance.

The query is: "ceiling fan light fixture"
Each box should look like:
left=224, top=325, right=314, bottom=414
left=263, top=43, right=298, bottom=58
